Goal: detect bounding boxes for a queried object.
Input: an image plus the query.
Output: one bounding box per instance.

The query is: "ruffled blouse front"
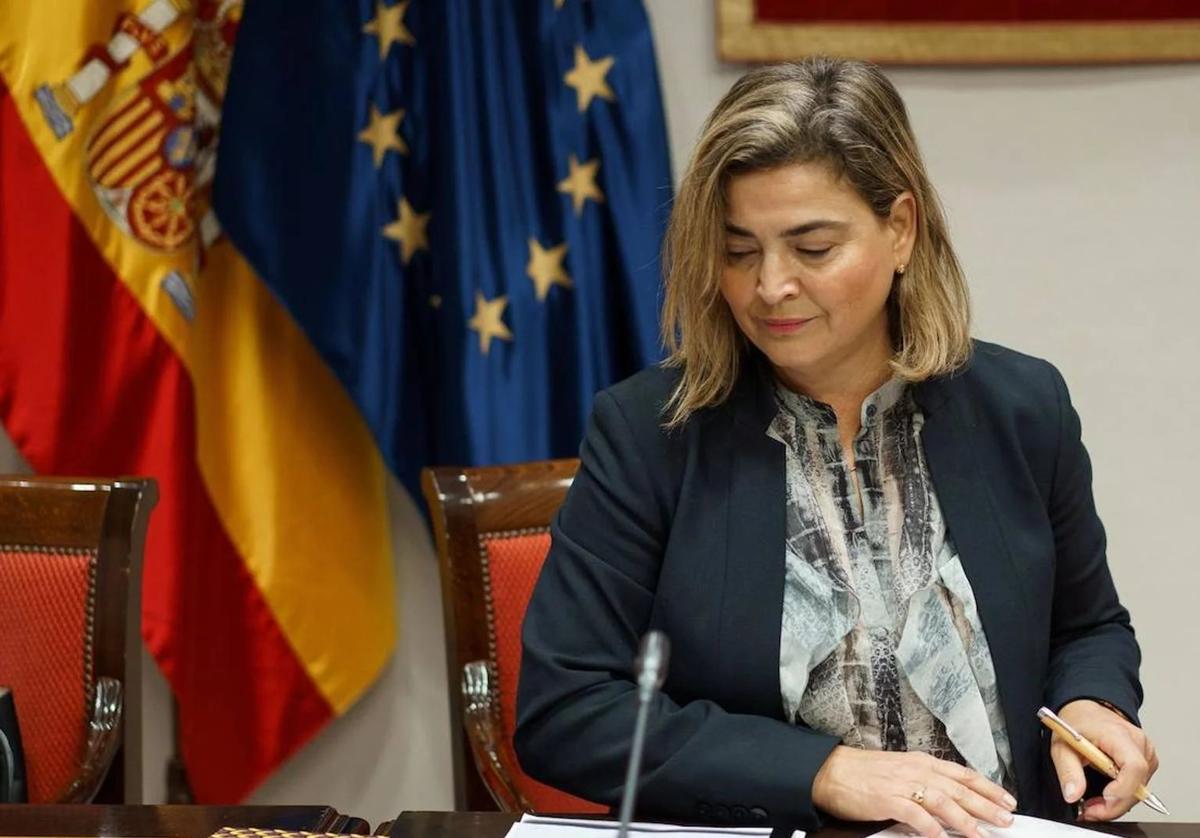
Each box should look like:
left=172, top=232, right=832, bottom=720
left=768, top=378, right=1014, bottom=789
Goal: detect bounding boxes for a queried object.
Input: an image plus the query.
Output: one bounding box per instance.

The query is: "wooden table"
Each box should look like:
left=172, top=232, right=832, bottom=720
left=376, top=811, right=1200, bottom=838
left=0, top=805, right=368, bottom=836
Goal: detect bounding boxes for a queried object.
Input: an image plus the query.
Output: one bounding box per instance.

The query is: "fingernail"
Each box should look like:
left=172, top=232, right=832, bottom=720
left=998, top=810, right=1014, bottom=826
left=1062, top=781, right=1078, bottom=801
left=1103, top=794, right=1119, bottom=806
left=1003, top=793, right=1017, bottom=810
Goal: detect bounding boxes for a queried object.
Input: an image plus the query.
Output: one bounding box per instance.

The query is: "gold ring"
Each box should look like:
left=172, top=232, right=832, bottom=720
left=912, top=785, right=927, bottom=805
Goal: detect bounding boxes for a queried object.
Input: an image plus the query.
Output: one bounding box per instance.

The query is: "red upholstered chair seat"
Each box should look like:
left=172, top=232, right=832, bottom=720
left=0, top=547, right=95, bottom=803
left=423, top=459, right=604, bottom=813
left=483, top=532, right=605, bottom=814
left=0, top=477, right=157, bottom=804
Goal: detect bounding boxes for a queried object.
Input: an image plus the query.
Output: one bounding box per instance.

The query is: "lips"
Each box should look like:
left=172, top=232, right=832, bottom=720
left=760, top=316, right=815, bottom=335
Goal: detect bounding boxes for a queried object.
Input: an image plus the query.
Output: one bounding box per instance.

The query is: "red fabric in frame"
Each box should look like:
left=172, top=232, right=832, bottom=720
left=754, top=0, right=1200, bottom=23
left=0, top=548, right=93, bottom=803
left=0, top=83, right=332, bottom=802
left=483, top=532, right=605, bottom=814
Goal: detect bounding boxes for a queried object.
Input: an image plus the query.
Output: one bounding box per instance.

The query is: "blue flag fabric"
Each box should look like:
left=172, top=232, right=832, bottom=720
left=214, top=0, right=672, bottom=494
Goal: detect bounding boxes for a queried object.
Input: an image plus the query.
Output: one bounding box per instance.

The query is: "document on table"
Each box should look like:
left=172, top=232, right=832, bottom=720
left=868, top=814, right=1104, bottom=838
left=508, top=814, right=804, bottom=838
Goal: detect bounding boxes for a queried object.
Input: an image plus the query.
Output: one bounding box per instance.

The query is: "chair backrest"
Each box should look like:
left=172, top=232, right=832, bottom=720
left=0, top=476, right=156, bottom=803
left=423, top=460, right=605, bottom=815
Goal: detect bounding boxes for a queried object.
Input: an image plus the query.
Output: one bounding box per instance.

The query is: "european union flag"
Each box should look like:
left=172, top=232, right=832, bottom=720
left=213, top=0, right=671, bottom=494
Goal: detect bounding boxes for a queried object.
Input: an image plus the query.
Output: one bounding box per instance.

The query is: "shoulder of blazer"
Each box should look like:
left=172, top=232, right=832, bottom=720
left=595, top=363, right=748, bottom=497
left=599, top=362, right=746, bottom=444
left=921, top=340, right=1070, bottom=497
left=949, top=339, right=1064, bottom=429
left=602, top=363, right=684, bottom=425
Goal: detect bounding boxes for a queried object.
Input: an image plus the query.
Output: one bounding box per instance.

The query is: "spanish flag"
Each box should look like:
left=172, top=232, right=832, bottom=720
left=0, top=0, right=395, bottom=803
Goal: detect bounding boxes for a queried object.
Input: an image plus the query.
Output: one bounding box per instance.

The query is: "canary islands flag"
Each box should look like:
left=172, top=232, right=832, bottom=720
left=213, top=0, right=672, bottom=493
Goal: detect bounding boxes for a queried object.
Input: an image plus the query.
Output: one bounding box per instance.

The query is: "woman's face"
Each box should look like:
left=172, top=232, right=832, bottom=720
left=720, top=161, right=915, bottom=392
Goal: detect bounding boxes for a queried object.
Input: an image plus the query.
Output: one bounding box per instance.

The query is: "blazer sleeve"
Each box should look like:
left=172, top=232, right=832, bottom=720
left=515, top=387, right=840, bottom=829
left=1041, top=366, right=1143, bottom=724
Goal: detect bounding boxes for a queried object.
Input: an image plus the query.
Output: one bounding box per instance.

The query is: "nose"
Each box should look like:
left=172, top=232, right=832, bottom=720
left=757, top=249, right=800, bottom=307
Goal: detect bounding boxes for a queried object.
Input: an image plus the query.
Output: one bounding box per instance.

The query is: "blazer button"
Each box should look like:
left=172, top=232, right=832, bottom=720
left=731, top=806, right=749, bottom=823
left=750, top=807, right=769, bottom=824
left=714, top=805, right=730, bottom=823
left=696, top=802, right=711, bottom=818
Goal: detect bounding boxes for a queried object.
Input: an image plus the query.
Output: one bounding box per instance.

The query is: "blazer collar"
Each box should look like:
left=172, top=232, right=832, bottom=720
left=731, top=351, right=778, bottom=434
left=736, top=352, right=957, bottom=430
left=912, top=369, right=956, bottom=416
left=915, top=371, right=1040, bottom=806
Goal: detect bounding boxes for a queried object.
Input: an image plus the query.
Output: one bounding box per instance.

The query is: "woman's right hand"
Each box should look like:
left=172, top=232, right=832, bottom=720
left=811, top=746, right=1018, bottom=838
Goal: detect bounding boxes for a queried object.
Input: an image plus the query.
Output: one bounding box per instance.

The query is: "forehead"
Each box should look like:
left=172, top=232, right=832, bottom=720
left=724, top=161, right=869, bottom=224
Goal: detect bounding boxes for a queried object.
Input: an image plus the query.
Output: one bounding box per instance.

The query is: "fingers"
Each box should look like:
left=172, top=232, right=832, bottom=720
left=918, top=785, right=988, bottom=838
left=1095, top=731, right=1151, bottom=817
left=931, top=774, right=1016, bottom=829
left=936, top=760, right=1018, bottom=812
left=1049, top=736, right=1088, bottom=803
left=892, top=799, right=950, bottom=838
left=1145, top=737, right=1160, bottom=776
left=1079, top=794, right=1133, bottom=823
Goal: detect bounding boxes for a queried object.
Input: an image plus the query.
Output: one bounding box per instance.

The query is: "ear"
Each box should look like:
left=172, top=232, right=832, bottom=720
left=887, top=191, right=917, bottom=268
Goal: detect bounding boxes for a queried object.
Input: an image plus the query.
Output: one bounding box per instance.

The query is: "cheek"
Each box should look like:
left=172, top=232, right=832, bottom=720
left=814, top=251, right=892, bottom=317
left=719, top=268, right=754, bottom=316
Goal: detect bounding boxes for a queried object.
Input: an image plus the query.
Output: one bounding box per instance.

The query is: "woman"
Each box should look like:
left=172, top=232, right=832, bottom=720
left=514, top=58, right=1157, bottom=835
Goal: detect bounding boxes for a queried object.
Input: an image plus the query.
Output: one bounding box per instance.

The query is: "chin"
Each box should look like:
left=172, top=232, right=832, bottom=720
left=757, top=344, right=825, bottom=378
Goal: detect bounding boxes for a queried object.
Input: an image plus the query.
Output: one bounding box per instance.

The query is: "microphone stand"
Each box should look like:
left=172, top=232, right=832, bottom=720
left=616, top=632, right=669, bottom=838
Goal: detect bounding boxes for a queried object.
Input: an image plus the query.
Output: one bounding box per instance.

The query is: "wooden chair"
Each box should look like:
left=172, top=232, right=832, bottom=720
left=422, top=459, right=605, bottom=814
left=0, top=476, right=157, bottom=803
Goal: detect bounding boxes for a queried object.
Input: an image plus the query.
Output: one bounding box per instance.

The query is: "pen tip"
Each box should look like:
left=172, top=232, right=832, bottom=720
left=1145, top=794, right=1170, bottom=816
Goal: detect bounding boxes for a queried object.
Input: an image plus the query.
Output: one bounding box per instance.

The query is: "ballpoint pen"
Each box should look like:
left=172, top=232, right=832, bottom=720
left=1037, top=706, right=1169, bottom=816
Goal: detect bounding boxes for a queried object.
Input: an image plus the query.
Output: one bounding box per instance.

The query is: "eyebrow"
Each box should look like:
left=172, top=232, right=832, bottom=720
left=724, top=220, right=848, bottom=238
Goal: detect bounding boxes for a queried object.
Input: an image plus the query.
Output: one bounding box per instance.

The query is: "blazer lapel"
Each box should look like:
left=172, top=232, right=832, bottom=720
left=915, top=378, right=1040, bottom=805
left=716, top=360, right=789, bottom=720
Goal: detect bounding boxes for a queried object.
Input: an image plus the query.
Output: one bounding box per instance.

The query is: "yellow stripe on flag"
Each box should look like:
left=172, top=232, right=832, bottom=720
left=194, top=241, right=395, bottom=710
left=1, top=0, right=395, bottom=713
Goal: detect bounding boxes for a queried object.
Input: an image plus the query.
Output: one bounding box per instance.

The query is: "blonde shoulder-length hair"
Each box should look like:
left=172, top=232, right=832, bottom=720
left=661, top=57, right=971, bottom=427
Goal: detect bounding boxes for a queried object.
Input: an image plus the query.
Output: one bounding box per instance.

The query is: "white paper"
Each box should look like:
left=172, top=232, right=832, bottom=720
left=868, top=814, right=1100, bottom=838
left=511, top=813, right=804, bottom=838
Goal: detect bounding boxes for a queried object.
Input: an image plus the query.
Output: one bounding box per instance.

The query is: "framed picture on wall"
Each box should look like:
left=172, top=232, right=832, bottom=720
left=716, top=0, right=1200, bottom=65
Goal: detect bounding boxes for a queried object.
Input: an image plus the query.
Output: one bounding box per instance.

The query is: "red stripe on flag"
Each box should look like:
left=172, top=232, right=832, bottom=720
left=87, top=99, right=154, bottom=167
left=94, top=134, right=161, bottom=185
left=0, top=84, right=332, bottom=802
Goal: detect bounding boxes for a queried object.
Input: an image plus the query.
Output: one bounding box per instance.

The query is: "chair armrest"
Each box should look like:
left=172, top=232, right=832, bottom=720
left=60, top=676, right=122, bottom=803
left=462, top=660, right=532, bottom=812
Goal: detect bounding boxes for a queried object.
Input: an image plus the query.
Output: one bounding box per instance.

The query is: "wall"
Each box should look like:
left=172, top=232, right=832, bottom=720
left=2, top=0, right=1197, bottom=825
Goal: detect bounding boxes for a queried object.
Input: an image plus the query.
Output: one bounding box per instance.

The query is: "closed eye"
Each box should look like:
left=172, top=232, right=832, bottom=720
left=796, top=246, right=832, bottom=257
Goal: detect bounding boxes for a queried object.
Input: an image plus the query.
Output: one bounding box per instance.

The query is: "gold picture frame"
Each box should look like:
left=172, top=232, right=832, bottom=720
left=716, top=0, right=1200, bottom=65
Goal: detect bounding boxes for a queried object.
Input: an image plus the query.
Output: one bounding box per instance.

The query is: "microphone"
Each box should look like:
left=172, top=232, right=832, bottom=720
left=617, top=631, right=670, bottom=838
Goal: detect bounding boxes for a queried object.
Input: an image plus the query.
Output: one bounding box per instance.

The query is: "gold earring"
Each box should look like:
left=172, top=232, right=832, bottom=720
left=896, top=263, right=907, bottom=276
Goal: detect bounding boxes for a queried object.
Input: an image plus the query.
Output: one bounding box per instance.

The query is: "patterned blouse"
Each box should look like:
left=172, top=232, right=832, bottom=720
left=767, top=377, right=1015, bottom=789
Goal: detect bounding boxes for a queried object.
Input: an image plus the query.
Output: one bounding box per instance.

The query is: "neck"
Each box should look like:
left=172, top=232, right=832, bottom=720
left=773, top=329, right=893, bottom=443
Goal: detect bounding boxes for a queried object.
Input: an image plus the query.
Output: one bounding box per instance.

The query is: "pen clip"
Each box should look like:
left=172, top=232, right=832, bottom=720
left=1037, top=706, right=1084, bottom=742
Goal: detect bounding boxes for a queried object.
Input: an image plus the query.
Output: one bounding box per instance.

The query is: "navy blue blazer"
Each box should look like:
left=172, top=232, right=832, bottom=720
left=515, top=341, right=1141, bottom=829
